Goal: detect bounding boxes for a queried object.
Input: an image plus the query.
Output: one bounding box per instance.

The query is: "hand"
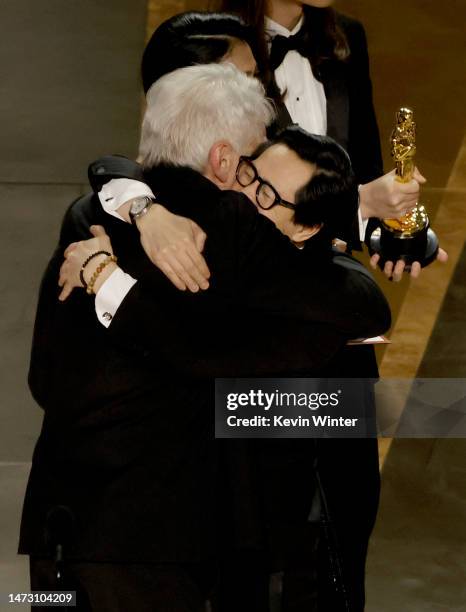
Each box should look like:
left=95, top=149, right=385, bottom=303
left=359, top=167, right=427, bottom=220
left=58, top=225, right=117, bottom=301
left=136, top=204, right=210, bottom=292
left=370, top=248, right=448, bottom=282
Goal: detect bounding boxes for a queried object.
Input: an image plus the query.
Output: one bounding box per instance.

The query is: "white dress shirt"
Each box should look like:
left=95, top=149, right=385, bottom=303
left=265, top=16, right=327, bottom=136
left=94, top=181, right=154, bottom=327
left=99, top=178, right=155, bottom=221
left=95, top=267, right=137, bottom=328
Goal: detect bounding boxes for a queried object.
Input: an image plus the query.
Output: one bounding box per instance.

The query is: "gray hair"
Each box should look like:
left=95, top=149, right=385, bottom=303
left=139, top=63, right=275, bottom=171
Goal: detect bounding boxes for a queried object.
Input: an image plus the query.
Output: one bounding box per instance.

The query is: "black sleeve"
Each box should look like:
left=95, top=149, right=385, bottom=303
left=344, top=17, right=384, bottom=185
left=342, top=17, right=385, bottom=248
left=28, top=250, right=63, bottom=408
left=105, top=193, right=391, bottom=374
left=230, top=195, right=391, bottom=339
left=28, top=196, right=105, bottom=406
left=88, top=155, right=145, bottom=193
left=107, top=279, right=347, bottom=378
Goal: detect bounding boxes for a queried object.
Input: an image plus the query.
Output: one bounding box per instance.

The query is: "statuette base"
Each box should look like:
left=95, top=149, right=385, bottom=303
left=369, top=224, right=439, bottom=269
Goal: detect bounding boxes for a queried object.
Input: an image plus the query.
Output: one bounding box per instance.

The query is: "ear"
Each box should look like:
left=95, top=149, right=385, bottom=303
left=207, top=141, right=236, bottom=187
left=291, top=223, right=321, bottom=245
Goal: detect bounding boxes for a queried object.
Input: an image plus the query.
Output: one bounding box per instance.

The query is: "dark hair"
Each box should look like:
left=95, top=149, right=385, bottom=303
left=254, top=126, right=357, bottom=237
left=142, top=11, right=254, bottom=94
left=214, top=1, right=349, bottom=97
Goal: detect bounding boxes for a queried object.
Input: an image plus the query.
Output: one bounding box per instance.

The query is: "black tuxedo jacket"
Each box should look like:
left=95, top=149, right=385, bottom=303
left=20, top=164, right=390, bottom=564
left=271, top=12, right=383, bottom=186
left=269, top=12, right=384, bottom=250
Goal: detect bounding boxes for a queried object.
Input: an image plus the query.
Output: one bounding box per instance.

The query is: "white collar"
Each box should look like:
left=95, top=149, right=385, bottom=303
left=265, top=15, right=304, bottom=39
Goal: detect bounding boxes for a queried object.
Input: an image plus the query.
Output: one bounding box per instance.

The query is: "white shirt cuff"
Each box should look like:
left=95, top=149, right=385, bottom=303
left=358, top=207, right=369, bottom=242
left=99, top=178, right=155, bottom=221
left=95, top=267, right=137, bottom=328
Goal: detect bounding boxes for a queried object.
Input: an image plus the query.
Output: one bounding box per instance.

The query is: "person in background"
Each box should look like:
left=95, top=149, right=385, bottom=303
left=216, top=0, right=447, bottom=279
left=141, top=10, right=258, bottom=92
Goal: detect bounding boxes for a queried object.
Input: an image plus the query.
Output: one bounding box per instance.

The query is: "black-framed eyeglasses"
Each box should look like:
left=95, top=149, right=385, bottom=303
left=236, top=156, right=296, bottom=211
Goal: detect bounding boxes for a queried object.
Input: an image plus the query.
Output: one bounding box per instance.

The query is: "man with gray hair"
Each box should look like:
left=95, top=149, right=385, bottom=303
left=22, top=63, right=390, bottom=611
left=139, top=62, right=273, bottom=171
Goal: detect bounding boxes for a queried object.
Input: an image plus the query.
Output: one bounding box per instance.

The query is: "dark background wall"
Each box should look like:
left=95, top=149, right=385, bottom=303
left=0, top=0, right=147, bottom=463
left=1, top=1, right=147, bottom=592
left=338, top=0, right=466, bottom=188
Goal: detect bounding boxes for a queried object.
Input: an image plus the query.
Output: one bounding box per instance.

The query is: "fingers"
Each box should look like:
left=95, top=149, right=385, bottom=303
left=192, top=222, right=208, bottom=254
left=383, top=260, right=394, bottom=278
left=183, top=248, right=210, bottom=290
left=58, top=262, right=74, bottom=300
left=391, top=166, right=426, bottom=188
left=90, top=225, right=107, bottom=237
left=389, top=169, right=425, bottom=216
left=190, top=223, right=210, bottom=281
left=410, top=261, right=421, bottom=278
left=391, top=259, right=406, bottom=282
left=396, top=179, right=420, bottom=195
left=144, top=237, right=211, bottom=292
left=154, top=247, right=210, bottom=293
left=155, top=259, right=187, bottom=292
left=186, top=243, right=210, bottom=284
left=374, top=246, right=444, bottom=281
left=58, top=260, right=71, bottom=288
left=409, top=251, right=446, bottom=277
left=58, top=282, right=74, bottom=302
left=183, top=250, right=210, bottom=290
left=161, top=251, right=204, bottom=293
left=413, top=167, right=427, bottom=184
left=64, top=242, right=78, bottom=257
left=369, top=254, right=380, bottom=269
left=437, top=248, right=448, bottom=263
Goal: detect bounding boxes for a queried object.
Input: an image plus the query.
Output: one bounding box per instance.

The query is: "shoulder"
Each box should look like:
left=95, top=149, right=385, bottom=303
left=331, top=249, right=377, bottom=283
left=217, top=190, right=285, bottom=239
left=217, top=190, right=259, bottom=219
left=335, top=11, right=368, bottom=52
left=214, top=190, right=268, bottom=240
left=215, top=190, right=300, bottom=258
left=335, top=11, right=366, bottom=37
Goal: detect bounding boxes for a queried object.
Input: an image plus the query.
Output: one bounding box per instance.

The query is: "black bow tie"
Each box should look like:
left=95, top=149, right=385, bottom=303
left=269, top=29, right=309, bottom=71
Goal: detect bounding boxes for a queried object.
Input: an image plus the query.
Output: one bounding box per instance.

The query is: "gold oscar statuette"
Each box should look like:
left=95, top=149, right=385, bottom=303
left=369, top=107, right=439, bottom=269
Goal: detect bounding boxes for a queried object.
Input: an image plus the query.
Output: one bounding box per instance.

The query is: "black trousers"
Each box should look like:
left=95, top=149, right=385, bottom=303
left=30, top=557, right=213, bottom=612
left=264, top=438, right=380, bottom=612
left=212, top=560, right=319, bottom=612
left=211, top=550, right=271, bottom=612
left=316, top=438, right=381, bottom=612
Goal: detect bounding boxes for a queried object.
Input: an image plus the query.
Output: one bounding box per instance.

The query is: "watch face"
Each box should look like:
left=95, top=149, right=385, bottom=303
left=131, top=197, right=149, bottom=216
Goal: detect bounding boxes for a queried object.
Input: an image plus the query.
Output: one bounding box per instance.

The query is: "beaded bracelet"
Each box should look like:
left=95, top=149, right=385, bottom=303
left=79, top=250, right=112, bottom=289
left=86, top=255, right=118, bottom=295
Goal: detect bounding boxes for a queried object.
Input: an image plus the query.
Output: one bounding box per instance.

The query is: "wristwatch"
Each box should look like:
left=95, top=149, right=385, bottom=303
left=129, top=196, right=158, bottom=224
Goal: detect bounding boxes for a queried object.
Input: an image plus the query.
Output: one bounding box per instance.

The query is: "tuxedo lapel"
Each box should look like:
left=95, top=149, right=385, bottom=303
left=268, top=61, right=350, bottom=148
left=268, top=97, right=294, bottom=136
left=319, top=61, right=350, bottom=151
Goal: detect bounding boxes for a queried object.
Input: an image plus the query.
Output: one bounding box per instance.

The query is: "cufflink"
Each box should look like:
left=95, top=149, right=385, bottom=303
left=103, top=312, right=112, bottom=321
